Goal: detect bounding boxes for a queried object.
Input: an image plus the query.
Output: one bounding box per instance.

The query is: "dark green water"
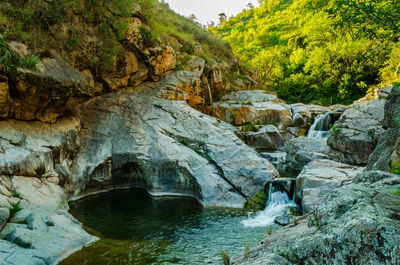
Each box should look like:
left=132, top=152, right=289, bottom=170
left=62, top=189, right=266, bottom=265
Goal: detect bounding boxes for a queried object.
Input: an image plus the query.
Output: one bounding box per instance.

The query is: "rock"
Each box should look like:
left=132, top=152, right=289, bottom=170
left=148, top=46, right=176, bottom=80
left=367, top=85, right=400, bottom=171
left=286, top=136, right=331, bottom=174
left=296, top=159, right=364, bottom=213
left=185, top=56, right=205, bottom=77
left=244, top=125, right=286, bottom=151
left=274, top=214, right=292, bottom=226
left=0, top=207, right=10, bottom=231
left=377, top=86, right=393, bottom=100
left=11, top=176, right=68, bottom=210
left=235, top=172, right=400, bottom=265
left=260, top=152, right=288, bottom=177
left=213, top=101, right=293, bottom=127
left=12, top=49, right=95, bottom=123
left=0, top=76, right=10, bottom=119
left=221, top=90, right=278, bottom=103
left=71, top=81, right=278, bottom=208
left=327, top=99, right=386, bottom=165
left=290, top=103, right=311, bottom=128
left=158, top=71, right=211, bottom=114
left=0, top=207, right=97, bottom=265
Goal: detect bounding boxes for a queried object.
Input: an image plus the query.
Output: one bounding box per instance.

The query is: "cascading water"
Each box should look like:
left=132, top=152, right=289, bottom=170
left=242, top=184, right=297, bottom=227
left=307, top=112, right=331, bottom=140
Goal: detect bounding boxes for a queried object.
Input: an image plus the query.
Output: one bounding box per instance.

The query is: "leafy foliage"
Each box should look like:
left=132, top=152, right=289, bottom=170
left=212, top=0, right=400, bottom=105
left=0, top=34, right=39, bottom=72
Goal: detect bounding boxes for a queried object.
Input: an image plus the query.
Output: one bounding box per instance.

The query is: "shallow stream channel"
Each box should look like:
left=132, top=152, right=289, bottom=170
left=61, top=187, right=295, bottom=265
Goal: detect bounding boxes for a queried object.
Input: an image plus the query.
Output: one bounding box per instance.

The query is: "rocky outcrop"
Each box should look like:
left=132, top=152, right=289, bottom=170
left=235, top=171, right=400, bottom=265
left=71, top=80, right=278, bottom=208
left=296, top=159, right=364, bottom=213
left=327, top=99, right=386, bottom=165
left=367, top=85, right=400, bottom=171
left=2, top=49, right=96, bottom=123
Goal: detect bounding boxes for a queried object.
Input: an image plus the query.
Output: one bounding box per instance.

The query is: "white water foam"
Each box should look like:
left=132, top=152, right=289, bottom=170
left=242, top=185, right=296, bottom=227
left=307, top=113, right=331, bottom=140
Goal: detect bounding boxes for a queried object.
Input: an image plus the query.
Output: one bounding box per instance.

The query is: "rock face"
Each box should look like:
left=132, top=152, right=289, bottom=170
left=7, top=49, right=96, bottom=123
left=71, top=81, right=278, bottom=208
left=367, top=85, right=400, bottom=172
left=327, top=99, right=386, bottom=165
left=296, top=159, right=364, bottom=213
left=235, top=171, right=400, bottom=265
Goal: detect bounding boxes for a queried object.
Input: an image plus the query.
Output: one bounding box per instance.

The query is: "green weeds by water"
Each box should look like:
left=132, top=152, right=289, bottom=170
left=219, top=249, right=231, bottom=265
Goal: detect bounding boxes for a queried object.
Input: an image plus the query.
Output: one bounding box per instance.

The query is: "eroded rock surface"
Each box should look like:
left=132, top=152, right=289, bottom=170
left=71, top=85, right=278, bottom=207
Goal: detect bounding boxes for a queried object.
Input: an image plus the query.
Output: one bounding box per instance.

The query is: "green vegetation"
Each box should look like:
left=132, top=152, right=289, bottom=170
left=219, top=249, right=231, bottom=265
left=267, top=225, right=273, bottom=235
left=11, top=190, right=22, bottom=199
left=0, top=34, right=39, bottom=72
left=391, top=159, right=400, bottom=175
left=330, top=124, right=342, bottom=136
left=0, top=0, right=232, bottom=78
left=313, top=213, right=321, bottom=230
left=392, top=188, right=400, bottom=196
left=10, top=202, right=23, bottom=218
left=212, top=0, right=400, bottom=105
left=243, top=241, right=250, bottom=259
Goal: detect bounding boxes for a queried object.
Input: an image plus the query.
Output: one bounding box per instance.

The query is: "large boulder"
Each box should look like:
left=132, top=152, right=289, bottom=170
left=221, top=90, right=279, bottom=103
left=235, top=171, right=400, bottom=265
left=9, top=49, right=96, bottom=123
left=327, top=99, right=386, bottom=165
left=296, top=159, right=364, bottom=213
left=244, top=125, right=287, bottom=151
left=286, top=136, right=331, bottom=174
left=71, top=78, right=278, bottom=208
left=213, top=101, right=293, bottom=127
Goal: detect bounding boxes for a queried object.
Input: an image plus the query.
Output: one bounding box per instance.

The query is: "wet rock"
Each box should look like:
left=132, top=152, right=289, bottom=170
left=327, top=99, right=386, bottom=165
left=274, top=214, right=292, bottom=226
left=296, top=159, right=364, bottom=213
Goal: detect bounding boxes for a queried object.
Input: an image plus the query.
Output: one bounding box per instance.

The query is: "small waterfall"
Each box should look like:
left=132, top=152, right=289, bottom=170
left=307, top=113, right=331, bottom=140
left=242, top=184, right=296, bottom=227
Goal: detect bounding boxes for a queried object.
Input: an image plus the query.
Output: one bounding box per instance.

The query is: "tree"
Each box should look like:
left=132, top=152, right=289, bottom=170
left=329, top=0, right=400, bottom=40
left=218, top=13, right=227, bottom=24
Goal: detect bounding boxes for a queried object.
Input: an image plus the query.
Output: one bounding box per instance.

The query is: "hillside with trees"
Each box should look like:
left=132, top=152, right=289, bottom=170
left=211, top=0, right=400, bottom=105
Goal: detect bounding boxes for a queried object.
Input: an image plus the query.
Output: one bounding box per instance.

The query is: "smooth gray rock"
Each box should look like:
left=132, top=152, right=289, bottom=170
left=71, top=87, right=278, bottom=208
left=296, top=159, right=364, bottom=213
left=221, top=90, right=278, bottom=103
